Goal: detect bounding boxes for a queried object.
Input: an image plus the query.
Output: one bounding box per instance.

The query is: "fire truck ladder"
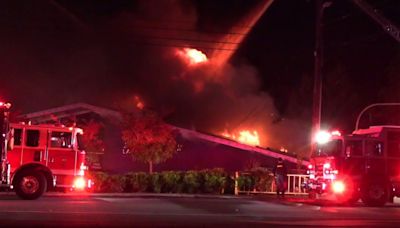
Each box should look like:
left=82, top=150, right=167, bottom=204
left=351, top=0, right=400, bottom=43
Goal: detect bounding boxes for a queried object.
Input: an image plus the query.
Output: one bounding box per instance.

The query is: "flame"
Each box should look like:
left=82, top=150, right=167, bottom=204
left=176, top=48, right=208, bottom=65
left=222, top=129, right=260, bottom=146
left=238, top=130, right=260, bottom=146
left=134, top=96, right=144, bottom=110
left=222, top=130, right=236, bottom=140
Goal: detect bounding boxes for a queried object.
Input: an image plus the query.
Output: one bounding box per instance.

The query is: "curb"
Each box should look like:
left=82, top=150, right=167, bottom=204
left=48, top=192, right=249, bottom=199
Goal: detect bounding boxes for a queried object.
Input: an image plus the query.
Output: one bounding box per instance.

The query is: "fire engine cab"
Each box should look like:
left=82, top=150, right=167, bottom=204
left=0, top=102, right=91, bottom=199
left=306, top=126, right=400, bottom=206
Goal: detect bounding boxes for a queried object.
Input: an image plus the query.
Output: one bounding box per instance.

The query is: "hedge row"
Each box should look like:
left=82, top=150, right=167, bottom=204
left=87, top=168, right=274, bottom=194
left=236, top=168, right=275, bottom=192
left=88, top=168, right=231, bottom=194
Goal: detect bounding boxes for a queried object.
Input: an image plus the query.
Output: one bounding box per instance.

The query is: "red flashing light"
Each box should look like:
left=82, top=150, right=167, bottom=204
left=0, top=102, right=11, bottom=109
left=323, top=163, right=331, bottom=169
left=332, top=180, right=345, bottom=194
left=73, top=177, right=86, bottom=190
left=308, top=164, right=313, bottom=169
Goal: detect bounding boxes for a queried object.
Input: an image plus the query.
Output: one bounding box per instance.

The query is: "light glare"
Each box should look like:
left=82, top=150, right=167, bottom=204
left=73, top=177, right=86, bottom=190
left=315, top=130, right=331, bottom=144
left=332, top=180, right=345, bottom=194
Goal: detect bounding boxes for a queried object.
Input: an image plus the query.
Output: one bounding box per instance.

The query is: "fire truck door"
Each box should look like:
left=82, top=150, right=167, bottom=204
left=22, top=129, right=47, bottom=165
left=46, top=131, right=75, bottom=176
left=7, top=128, right=23, bottom=170
left=343, top=139, right=364, bottom=175
left=365, top=140, right=385, bottom=176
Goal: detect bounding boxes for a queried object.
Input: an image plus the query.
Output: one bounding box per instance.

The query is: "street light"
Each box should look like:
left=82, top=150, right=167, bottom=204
left=354, top=102, right=400, bottom=130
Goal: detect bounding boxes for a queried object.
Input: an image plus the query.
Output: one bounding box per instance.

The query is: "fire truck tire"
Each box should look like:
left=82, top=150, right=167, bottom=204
left=14, top=170, right=47, bottom=200
left=361, top=183, right=388, bottom=207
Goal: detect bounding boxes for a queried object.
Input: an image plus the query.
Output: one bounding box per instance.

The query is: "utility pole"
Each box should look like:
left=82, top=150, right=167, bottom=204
left=311, top=0, right=324, bottom=155
left=351, top=0, right=400, bottom=43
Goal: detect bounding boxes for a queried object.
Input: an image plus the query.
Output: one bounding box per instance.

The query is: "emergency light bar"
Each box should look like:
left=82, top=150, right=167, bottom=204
left=314, top=130, right=341, bottom=144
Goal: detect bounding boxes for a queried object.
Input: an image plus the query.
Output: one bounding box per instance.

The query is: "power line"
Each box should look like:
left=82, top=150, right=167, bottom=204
left=128, top=25, right=249, bottom=36
left=126, top=40, right=237, bottom=52
left=136, top=35, right=241, bottom=45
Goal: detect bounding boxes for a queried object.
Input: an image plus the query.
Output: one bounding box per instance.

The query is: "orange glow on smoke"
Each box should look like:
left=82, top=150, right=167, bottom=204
left=177, top=48, right=208, bottom=65
left=222, top=130, right=260, bottom=146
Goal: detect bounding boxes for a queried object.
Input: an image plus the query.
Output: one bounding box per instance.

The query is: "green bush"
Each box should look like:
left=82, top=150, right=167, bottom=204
left=88, top=169, right=247, bottom=194
left=202, top=168, right=227, bottom=194
left=88, top=172, right=124, bottom=193
left=124, top=172, right=150, bottom=192
left=236, top=168, right=274, bottom=192
left=162, top=171, right=183, bottom=193
left=237, top=175, right=254, bottom=191
left=149, top=173, right=162, bottom=193
left=183, top=171, right=201, bottom=194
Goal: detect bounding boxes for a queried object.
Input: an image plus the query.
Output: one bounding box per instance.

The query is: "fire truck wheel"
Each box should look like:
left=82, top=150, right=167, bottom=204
left=14, top=170, right=47, bottom=200
left=361, top=183, right=388, bottom=207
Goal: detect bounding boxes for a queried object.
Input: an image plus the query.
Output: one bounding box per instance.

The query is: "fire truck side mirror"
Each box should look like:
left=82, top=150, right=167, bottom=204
left=7, top=129, right=14, bottom=151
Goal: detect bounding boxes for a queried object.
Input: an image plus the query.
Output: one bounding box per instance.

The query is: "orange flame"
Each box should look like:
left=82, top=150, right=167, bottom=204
left=222, top=129, right=260, bottom=146
left=177, top=48, right=208, bottom=65
left=134, top=96, right=144, bottom=110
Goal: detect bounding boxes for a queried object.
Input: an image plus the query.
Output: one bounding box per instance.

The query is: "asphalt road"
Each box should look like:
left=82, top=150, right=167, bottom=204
left=1, top=193, right=400, bottom=227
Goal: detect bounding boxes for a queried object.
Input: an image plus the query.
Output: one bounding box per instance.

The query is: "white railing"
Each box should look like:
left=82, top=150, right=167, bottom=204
left=234, top=172, right=309, bottom=195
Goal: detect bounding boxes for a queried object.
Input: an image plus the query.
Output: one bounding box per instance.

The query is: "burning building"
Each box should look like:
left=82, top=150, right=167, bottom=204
left=18, top=103, right=306, bottom=173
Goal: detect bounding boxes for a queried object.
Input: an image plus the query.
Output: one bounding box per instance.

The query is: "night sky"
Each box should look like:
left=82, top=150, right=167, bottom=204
left=0, top=0, right=399, bottom=153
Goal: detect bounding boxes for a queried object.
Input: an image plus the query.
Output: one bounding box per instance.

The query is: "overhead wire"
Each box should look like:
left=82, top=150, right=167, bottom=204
left=125, top=40, right=237, bottom=52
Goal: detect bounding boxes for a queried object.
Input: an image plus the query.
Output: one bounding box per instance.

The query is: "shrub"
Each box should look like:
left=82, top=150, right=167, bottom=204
left=236, top=168, right=274, bottom=192
left=88, top=169, right=246, bottom=194
left=237, top=175, right=254, bottom=191
left=161, top=171, right=183, bottom=193
left=88, top=172, right=124, bottom=193
left=202, top=168, right=227, bottom=194
left=183, top=171, right=201, bottom=193
left=125, top=172, right=150, bottom=192
left=149, top=173, right=162, bottom=193
left=252, top=168, right=274, bottom=192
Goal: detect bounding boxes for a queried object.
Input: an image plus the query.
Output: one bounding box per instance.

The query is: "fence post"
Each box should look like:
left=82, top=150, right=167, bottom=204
left=234, top=171, right=239, bottom=195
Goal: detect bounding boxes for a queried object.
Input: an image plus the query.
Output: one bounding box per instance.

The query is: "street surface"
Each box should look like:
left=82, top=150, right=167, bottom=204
left=1, top=193, right=400, bottom=227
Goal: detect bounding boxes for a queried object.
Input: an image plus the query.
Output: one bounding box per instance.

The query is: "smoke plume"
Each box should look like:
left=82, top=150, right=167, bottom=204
left=102, top=0, right=309, bottom=155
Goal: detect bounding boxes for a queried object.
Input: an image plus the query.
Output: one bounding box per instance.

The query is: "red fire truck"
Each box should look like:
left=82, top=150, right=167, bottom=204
left=306, top=126, right=400, bottom=206
left=0, top=102, right=91, bottom=199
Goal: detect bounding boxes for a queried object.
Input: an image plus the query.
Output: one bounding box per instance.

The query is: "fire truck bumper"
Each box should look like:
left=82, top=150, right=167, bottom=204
left=304, top=179, right=330, bottom=194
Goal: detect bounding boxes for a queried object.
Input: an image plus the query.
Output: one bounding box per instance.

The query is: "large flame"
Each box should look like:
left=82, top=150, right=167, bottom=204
left=176, top=48, right=208, bottom=65
left=222, top=129, right=260, bottom=146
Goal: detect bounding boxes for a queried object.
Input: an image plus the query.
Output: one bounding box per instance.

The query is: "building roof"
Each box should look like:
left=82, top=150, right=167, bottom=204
left=18, top=103, right=122, bottom=124
left=175, top=127, right=309, bottom=166
left=19, top=103, right=308, bottom=166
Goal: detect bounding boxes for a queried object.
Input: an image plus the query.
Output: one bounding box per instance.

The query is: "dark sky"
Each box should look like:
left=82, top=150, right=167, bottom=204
left=0, top=0, right=399, bottom=152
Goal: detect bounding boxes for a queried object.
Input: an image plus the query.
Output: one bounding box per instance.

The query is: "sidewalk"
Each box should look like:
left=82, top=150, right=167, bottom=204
left=0, top=191, right=249, bottom=199
left=0, top=191, right=311, bottom=201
